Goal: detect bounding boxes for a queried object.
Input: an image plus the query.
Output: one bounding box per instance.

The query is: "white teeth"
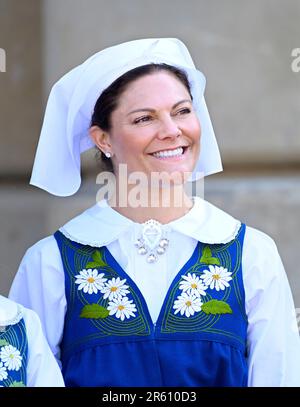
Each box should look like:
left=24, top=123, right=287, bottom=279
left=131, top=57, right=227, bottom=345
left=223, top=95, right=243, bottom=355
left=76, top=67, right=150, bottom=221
left=152, top=147, right=184, bottom=158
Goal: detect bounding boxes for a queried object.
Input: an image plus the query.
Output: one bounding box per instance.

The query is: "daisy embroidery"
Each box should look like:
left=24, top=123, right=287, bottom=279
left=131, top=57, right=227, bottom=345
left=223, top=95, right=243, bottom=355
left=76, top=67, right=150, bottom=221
left=75, top=269, right=107, bottom=294
left=173, top=292, right=202, bottom=318
left=0, top=345, right=22, bottom=371
left=0, top=361, right=8, bottom=381
left=101, top=277, right=130, bottom=300
left=107, top=297, right=137, bottom=321
left=200, top=265, right=232, bottom=291
left=179, top=273, right=207, bottom=297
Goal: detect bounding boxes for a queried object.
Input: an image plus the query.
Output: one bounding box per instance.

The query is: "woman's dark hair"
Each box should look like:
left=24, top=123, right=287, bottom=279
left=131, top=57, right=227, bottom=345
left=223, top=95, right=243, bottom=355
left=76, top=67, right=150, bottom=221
left=91, top=63, right=192, bottom=172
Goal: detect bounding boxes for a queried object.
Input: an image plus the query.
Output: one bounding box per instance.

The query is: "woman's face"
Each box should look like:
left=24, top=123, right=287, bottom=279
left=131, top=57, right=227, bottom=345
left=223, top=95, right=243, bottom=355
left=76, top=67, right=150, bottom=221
left=97, top=71, right=201, bottom=182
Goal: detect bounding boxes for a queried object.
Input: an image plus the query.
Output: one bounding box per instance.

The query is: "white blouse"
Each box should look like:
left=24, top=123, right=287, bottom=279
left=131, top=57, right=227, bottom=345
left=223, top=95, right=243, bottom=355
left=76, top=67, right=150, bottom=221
left=0, top=296, right=64, bottom=387
left=9, top=197, right=300, bottom=386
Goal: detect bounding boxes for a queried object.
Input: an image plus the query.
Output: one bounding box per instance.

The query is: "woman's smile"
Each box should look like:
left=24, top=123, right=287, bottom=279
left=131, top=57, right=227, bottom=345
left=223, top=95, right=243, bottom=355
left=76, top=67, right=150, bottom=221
left=149, top=145, right=189, bottom=160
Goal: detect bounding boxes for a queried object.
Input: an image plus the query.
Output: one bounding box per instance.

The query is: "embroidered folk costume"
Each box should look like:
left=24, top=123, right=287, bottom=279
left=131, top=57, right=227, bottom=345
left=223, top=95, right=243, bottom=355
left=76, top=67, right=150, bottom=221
left=0, top=295, right=64, bottom=387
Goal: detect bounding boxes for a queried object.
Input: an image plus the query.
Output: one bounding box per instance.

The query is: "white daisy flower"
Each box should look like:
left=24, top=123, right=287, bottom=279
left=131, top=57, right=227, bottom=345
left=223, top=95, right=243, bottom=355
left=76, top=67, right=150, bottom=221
left=0, top=345, right=22, bottom=371
left=101, top=277, right=130, bottom=300
left=179, top=273, right=207, bottom=297
left=75, top=269, right=107, bottom=294
left=173, top=292, right=202, bottom=318
left=200, top=265, right=232, bottom=291
left=0, top=361, right=8, bottom=381
left=107, top=297, right=137, bottom=321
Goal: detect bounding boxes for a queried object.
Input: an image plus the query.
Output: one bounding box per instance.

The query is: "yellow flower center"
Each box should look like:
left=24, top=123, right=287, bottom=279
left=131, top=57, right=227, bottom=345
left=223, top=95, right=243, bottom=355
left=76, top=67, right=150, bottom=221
left=213, top=274, right=220, bottom=280
left=110, top=286, right=118, bottom=292
left=9, top=354, right=14, bottom=359
left=191, top=283, right=197, bottom=289
left=87, top=277, right=95, bottom=283
left=118, top=305, right=125, bottom=311
left=185, top=301, right=192, bottom=307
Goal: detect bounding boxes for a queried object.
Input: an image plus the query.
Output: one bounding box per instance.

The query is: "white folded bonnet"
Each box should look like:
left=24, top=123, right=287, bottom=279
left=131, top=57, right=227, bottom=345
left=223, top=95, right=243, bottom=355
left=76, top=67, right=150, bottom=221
left=30, top=38, right=222, bottom=196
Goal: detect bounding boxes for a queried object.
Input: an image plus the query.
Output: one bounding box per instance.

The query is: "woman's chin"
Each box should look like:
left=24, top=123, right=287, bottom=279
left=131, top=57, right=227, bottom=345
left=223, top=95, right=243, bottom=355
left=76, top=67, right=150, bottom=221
left=147, top=168, right=192, bottom=189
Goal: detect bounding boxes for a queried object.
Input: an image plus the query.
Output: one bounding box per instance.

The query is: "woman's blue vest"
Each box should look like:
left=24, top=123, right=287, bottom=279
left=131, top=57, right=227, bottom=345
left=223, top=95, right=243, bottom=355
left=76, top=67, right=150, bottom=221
left=54, top=223, right=248, bottom=387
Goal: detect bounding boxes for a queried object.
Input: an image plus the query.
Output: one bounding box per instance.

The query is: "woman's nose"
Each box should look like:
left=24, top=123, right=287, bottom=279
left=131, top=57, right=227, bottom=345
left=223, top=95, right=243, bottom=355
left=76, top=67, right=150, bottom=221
left=156, top=116, right=181, bottom=140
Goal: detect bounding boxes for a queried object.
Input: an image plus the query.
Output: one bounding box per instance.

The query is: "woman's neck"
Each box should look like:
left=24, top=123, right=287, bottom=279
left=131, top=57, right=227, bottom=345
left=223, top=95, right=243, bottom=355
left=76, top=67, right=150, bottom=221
left=108, top=186, right=194, bottom=224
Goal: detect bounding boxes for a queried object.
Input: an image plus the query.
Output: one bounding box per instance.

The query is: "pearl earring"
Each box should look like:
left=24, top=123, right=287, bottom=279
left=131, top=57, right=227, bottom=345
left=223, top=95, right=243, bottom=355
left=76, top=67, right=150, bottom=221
left=104, top=151, right=111, bottom=158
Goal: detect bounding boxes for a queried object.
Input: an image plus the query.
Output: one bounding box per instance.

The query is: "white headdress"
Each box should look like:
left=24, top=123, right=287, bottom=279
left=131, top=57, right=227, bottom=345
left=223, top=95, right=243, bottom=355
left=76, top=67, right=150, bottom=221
left=30, top=38, right=222, bottom=196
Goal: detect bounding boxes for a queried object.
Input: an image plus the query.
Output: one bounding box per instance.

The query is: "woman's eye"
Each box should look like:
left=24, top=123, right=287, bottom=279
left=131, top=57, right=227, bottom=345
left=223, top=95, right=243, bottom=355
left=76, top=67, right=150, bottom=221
left=176, top=108, right=191, bottom=115
left=133, top=115, right=152, bottom=124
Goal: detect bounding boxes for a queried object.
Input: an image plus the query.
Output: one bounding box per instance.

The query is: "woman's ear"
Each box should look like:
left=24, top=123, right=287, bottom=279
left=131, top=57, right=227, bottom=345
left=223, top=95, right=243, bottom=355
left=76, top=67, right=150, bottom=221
left=89, top=126, right=112, bottom=153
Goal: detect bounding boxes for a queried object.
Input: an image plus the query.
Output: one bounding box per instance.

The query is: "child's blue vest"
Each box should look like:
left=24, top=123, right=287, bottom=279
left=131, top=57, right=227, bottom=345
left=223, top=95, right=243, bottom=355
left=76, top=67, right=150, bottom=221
left=0, top=317, right=28, bottom=387
left=54, top=223, right=248, bottom=387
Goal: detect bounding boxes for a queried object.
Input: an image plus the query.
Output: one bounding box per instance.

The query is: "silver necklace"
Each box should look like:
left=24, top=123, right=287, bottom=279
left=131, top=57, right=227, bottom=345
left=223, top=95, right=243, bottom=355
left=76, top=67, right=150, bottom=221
left=134, top=219, right=169, bottom=263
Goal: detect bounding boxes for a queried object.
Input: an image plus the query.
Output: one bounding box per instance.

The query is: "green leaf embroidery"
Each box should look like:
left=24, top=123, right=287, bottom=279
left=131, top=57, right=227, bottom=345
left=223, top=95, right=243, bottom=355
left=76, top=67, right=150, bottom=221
left=80, top=303, right=109, bottom=319
left=201, top=300, right=233, bottom=315
left=85, top=261, right=102, bottom=268
left=0, top=339, right=9, bottom=346
left=86, top=250, right=107, bottom=269
left=9, top=381, right=25, bottom=387
left=200, top=246, right=220, bottom=265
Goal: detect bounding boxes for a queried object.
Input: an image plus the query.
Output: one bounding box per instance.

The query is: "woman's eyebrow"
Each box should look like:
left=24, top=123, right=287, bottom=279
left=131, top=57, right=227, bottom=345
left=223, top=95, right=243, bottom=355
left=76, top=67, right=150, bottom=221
left=127, top=99, right=192, bottom=116
left=127, top=107, right=155, bottom=116
left=172, top=99, right=192, bottom=109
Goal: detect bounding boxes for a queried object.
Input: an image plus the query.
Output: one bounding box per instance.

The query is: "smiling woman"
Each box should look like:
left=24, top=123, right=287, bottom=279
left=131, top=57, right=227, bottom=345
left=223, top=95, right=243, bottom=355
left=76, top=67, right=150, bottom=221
left=8, top=38, right=300, bottom=387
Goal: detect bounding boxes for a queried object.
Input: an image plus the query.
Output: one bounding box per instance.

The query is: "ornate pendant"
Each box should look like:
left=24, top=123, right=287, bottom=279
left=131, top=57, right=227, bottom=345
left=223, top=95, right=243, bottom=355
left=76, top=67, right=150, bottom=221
left=134, top=219, right=169, bottom=263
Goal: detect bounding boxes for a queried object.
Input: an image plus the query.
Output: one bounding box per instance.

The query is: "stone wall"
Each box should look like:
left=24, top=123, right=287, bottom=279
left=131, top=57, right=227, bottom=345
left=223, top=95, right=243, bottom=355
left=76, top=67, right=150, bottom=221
left=0, top=0, right=42, bottom=177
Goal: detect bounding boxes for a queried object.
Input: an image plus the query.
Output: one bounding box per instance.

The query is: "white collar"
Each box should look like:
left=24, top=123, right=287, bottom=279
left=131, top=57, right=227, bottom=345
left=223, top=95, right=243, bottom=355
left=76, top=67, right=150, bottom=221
left=0, top=296, right=23, bottom=326
left=60, top=197, right=241, bottom=247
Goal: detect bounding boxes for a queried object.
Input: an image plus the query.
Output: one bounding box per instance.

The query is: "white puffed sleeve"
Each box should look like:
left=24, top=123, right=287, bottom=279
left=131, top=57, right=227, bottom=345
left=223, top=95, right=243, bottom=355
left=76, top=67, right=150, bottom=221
left=9, top=236, right=66, bottom=365
left=243, top=226, right=300, bottom=386
left=22, top=306, right=65, bottom=386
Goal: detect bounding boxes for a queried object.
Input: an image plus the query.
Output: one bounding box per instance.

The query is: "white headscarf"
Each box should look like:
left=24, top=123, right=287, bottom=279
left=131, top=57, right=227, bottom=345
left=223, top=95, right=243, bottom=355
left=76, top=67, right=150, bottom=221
left=30, top=38, right=222, bottom=196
